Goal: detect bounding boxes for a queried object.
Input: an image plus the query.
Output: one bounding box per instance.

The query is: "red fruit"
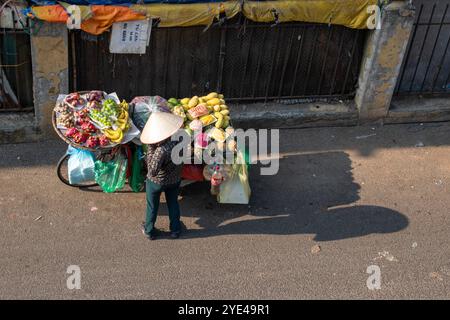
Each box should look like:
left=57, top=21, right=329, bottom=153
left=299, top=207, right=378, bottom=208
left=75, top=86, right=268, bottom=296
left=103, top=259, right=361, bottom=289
left=86, top=136, right=100, bottom=148
left=73, top=132, right=89, bottom=144
left=65, top=127, right=79, bottom=138
left=81, top=121, right=96, bottom=133
left=99, top=135, right=110, bottom=147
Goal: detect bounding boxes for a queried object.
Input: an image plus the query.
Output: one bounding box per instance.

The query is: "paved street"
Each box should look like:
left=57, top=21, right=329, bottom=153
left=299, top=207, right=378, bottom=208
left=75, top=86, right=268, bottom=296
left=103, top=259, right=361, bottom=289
left=0, top=122, right=449, bottom=299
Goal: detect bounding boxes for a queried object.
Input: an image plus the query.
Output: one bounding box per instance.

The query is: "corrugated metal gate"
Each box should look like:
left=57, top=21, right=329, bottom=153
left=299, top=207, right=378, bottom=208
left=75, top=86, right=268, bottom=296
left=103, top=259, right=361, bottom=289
left=395, top=0, right=450, bottom=96
left=70, top=18, right=366, bottom=103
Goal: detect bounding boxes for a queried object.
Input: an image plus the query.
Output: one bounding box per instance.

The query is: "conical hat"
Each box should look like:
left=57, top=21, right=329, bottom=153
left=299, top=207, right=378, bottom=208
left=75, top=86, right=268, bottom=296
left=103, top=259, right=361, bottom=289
left=140, top=111, right=184, bottom=144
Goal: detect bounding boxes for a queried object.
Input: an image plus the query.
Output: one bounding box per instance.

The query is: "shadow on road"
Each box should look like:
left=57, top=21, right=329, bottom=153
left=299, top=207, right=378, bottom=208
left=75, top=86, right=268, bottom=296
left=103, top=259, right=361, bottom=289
left=178, top=151, right=409, bottom=241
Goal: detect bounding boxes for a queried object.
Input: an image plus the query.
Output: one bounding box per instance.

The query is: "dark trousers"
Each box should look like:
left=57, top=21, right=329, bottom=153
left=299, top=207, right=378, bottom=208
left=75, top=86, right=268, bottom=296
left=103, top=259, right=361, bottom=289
left=145, top=180, right=181, bottom=234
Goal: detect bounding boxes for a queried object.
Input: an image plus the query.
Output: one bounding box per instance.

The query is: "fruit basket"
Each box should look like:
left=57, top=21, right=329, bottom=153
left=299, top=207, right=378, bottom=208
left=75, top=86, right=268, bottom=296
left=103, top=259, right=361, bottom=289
left=52, top=91, right=139, bottom=152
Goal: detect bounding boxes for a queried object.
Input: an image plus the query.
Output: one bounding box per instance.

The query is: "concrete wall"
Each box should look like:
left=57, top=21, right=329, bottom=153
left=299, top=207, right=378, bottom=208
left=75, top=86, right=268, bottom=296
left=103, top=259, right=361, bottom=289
left=31, top=23, right=69, bottom=138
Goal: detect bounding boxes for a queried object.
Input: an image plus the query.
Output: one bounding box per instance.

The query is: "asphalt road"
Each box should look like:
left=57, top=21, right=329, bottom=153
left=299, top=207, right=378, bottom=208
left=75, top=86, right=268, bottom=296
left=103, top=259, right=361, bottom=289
left=0, top=123, right=449, bottom=299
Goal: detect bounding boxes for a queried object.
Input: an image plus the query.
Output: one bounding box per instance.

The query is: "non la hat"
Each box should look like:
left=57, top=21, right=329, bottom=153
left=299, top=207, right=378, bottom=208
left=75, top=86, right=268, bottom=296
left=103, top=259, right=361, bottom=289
left=140, top=111, right=184, bottom=144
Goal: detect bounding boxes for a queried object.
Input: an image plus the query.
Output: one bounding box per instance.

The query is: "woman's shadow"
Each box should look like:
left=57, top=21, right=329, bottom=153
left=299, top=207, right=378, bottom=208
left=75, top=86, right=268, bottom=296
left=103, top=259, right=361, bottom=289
left=175, top=151, right=408, bottom=241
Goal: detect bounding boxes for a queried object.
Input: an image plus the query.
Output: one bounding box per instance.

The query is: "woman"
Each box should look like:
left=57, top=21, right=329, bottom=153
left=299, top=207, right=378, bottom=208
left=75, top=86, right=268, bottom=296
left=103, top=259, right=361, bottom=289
left=140, top=110, right=184, bottom=240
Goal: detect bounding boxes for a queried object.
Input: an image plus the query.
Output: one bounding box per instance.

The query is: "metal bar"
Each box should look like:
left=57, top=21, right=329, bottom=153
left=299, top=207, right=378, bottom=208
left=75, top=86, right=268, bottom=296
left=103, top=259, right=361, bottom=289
left=431, top=32, right=450, bottom=92
left=409, top=3, right=436, bottom=92
left=239, top=27, right=253, bottom=99
left=11, top=10, right=22, bottom=109
left=163, top=28, right=170, bottom=98
left=190, top=29, right=199, bottom=97
left=290, top=27, right=305, bottom=96
left=0, top=108, right=34, bottom=112
left=317, top=26, right=333, bottom=95
left=277, top=27, right=295, bottom=98
left=395, top=91, right=449, bottom=98
left=205, top=28, right=211, bottom=94
left=415, top=22, right=450, bottom=26
left=175, top=30, right=182, bottom=98
left=216, top=27, right=227, bottom=93
left=303, top=26, right=319, bottom=95
left=329, top=27, right=346, bottom=95
left=71, top=31, right=77, bottom=92
left=264, top=27, right=281, bottom=103
left=252, top=28, right=268, bottom=98
left=397, top=4, right=424, bottom=94
left=341, top=30, right=360, bottom=95
left=227, top=94, right=353, bottom=102
left=223, top=22, right=325, bottom=30
left=229, top=28, right=244, bottom=97
left=420, top=4, right=449, bottom=92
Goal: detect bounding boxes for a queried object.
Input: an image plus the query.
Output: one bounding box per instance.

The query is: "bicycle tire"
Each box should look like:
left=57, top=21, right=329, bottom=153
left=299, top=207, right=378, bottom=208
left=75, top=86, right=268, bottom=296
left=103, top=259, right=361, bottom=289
left=56, top=154, right=99, bottom=188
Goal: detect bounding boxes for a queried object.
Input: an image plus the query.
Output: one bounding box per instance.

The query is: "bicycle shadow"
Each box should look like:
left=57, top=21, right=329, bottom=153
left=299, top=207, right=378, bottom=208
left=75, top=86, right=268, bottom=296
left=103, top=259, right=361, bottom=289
left=176, top=151, right=409, bottom=241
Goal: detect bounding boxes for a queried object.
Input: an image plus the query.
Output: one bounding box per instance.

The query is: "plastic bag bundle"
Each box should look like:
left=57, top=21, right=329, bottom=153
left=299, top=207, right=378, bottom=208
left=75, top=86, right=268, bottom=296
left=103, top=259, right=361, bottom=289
left=130, top=96, right=171, bottom=131
left=129, top=145, right=146, bottom=192
left=217, top=150, right=251, bottom=204
left=94, top=150, right=128, bottom=193
left=67, top=146, right=96, bottom=185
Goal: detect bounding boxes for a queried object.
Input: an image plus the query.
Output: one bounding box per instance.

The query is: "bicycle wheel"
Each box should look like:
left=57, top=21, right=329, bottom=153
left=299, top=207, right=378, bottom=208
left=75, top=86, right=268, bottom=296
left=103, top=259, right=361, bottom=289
left=56, top=154, right=99, bottom=188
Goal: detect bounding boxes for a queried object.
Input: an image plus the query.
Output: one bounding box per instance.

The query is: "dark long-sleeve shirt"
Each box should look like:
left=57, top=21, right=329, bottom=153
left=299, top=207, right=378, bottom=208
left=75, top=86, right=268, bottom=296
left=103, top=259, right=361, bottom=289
left=146, top=139, right=182, bottom=186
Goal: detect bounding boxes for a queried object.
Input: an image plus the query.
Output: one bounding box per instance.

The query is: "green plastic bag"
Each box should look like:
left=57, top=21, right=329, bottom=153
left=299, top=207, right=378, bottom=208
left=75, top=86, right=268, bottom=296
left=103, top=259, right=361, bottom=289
left=129, top=145, right=145, bottom=192
left=94, top=151, right=128, bottom=193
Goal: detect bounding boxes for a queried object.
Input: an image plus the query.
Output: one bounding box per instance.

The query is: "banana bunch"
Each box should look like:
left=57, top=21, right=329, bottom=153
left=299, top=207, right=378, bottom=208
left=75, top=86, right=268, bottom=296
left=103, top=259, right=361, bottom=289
left=103, top=101, right=129, bottom=144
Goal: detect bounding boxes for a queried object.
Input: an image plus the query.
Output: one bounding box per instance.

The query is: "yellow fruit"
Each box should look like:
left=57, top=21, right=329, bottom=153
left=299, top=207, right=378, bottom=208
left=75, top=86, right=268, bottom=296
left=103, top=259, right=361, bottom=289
left=120, top=100, right=129, bottom=111
left=214, top=112, right=224, bottom=128
left=213, top=105, right=221, bottom=112
left=220, top=104, right=228, bottom=110
left=199, top=114, right=217, bottom=126
left=119, top=110, right=128, bottom=120
left=119, top=121, right=127, bottom=131
left=198, top=98, right=206, bottom=104
left=222, top=119, right=229, bottom=129
left=180, top=98, right=190, bottom=105
left=206, top=92, right=218, bottom=100
left=182, top=104, right=190, bottom=111
left=220, top=109, right=229, bottom=116
left=188, top=96, right=199, bottom=108
left=105, top=128, right=120, bottom=140
left=218, top=94, right=224, bottom=99
left=207, top=98, right=221, bottom=106
left=225, top=115, right=230, bottom=121
left=111, top=129, right=123, bottom=143
left=186, top=113, right=195, bottom=121
left=210, top=127, right=226, bottom=142
left=206, top=105, right=213, bottom=112
left=219, top=98, right=226, bottom=104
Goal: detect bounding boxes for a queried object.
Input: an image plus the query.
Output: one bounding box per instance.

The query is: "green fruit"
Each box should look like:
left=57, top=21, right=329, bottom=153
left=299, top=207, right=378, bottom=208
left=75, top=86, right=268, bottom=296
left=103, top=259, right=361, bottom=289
left=168, top=98, right=179, bottom=105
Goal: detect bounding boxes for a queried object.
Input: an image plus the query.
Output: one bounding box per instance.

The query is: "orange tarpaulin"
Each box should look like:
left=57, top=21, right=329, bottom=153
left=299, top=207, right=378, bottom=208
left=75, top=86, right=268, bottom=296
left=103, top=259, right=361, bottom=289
left=81, top=6, right=146, bottom=35
left=28, top=4, right=146, bottom=35
left=29, top=5, right=69, bottom=23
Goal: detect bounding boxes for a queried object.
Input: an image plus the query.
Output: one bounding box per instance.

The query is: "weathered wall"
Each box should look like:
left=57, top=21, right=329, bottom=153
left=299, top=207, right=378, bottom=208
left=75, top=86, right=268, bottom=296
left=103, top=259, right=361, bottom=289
left=31, top=22, right=69, bottom=138
left=355, top=1, right=416, bottom=122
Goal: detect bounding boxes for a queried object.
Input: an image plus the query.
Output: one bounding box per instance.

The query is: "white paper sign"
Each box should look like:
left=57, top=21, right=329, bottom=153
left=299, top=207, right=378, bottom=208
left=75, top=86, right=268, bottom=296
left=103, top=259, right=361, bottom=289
left=109, top=20, right=151, bottom=54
